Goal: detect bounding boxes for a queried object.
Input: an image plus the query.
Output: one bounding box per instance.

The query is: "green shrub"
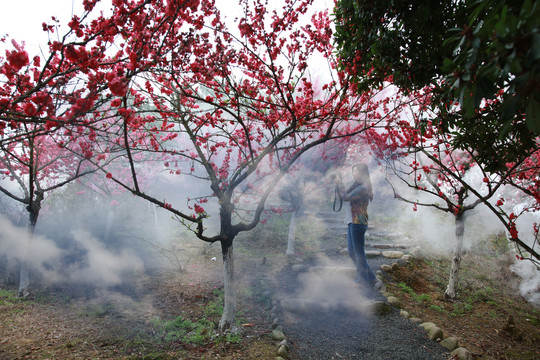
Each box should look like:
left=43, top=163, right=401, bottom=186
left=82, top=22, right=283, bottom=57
left=396, top=283, right=431, bottom=303
left=0, top=288, right=25, bottom=300
left=430, top=304, right=445, bottom=313
left=152, top=315, right=215, bottom=345
left=151, top=289, right=243, bottom=346
left=450, top=302, right=474, bottom=317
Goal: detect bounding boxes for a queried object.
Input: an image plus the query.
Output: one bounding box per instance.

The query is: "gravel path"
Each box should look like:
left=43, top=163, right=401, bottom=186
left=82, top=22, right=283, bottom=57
left=280, top=265, right=449, bottom=360
left=273, top=213, right=450, bottom=360
left=285, top=310, right=448, bottom=359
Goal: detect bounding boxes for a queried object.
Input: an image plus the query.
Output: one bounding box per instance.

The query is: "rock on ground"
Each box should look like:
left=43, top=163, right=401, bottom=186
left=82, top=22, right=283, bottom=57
left=382, top=251, right=404, bottom=259
left=387, top=296, right=401, bottom=308
left=440, top=337, right=459, bottom=351
left=277, top=344, right=289, bottom=358
left=450, top=347, right=473, bottom=360
left=427, top=327, right=444, bottom=342
left=271, top=330, right=286, bottom=341
left=366, top=250, right=381, bottom=258
left=420, top=322, right=437, bottom=331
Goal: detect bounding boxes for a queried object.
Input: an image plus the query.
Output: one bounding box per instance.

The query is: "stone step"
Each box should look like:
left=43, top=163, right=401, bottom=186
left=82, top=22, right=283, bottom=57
left=335, top=232, right=397, bottom=238
left=332, top=231, right=405, bottom=243
left=368, top=230, right=401, bottom=238
left=381, top=250, right=405, bottom=259
left=339, top=249, right=406, bottom=259
left=339, top=248, right=381, bottom=257
left=366, top=250, right=381, bottom=258
left=334, top=241, right=408, bottom=250
left=370, top=243, right=408, bottom=249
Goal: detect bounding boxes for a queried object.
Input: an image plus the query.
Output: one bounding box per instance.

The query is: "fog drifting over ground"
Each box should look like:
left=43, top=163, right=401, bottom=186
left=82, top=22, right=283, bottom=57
left=322, top=151, right=540, bottom=306
left=0, top=144, right=538, bottom=306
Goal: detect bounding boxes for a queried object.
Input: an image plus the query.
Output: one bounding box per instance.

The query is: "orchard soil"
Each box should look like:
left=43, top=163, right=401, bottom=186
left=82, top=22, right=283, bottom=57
left=386, top=255, right=540, bottom=360
left=0, top=255, right=279, bottom=360
left=1, top=217, right=540, bottom=359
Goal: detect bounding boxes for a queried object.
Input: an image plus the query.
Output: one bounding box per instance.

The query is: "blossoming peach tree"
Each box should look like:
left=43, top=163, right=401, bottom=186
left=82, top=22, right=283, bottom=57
left=2, top=0, right=404, bottom=328
left=365, top=89, right=539, bottom=299
left=0, top=128, right=96, bottom=296
left=1, top=0, right=195, bottom=296
left=333, top=0, right=540, bottom=272
left=66, top=0, right=404, bottom=330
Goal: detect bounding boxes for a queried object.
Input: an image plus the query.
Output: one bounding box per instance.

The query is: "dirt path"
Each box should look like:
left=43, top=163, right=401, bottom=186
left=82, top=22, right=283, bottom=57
left=271, top=212, right=450, bottom=360
left=276, top=257, right=449, bottom=359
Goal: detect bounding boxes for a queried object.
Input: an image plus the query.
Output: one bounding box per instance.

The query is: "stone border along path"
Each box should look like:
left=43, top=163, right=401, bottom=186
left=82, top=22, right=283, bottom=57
left=263, top=211, right=475, bottom=360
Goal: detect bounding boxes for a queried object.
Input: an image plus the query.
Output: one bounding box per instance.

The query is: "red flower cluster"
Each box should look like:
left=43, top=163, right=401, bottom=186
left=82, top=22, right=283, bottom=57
left=7, top=49, right=29, bottom=71
left=23, top=103, right=37, bottom=116
left=509, top=220, right=518, bottom=239
left=194, top=204, right=205, bottom=214
left=108, top=76, right=128, bottom=97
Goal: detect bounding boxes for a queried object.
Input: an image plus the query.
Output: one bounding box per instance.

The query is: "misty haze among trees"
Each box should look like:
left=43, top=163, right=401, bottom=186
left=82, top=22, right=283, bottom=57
left=0, top=0, right=538, bottom=356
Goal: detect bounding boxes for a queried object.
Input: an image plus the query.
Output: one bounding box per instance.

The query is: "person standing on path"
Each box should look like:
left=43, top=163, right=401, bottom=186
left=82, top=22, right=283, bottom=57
left=335, top=163, right=381, bottom=291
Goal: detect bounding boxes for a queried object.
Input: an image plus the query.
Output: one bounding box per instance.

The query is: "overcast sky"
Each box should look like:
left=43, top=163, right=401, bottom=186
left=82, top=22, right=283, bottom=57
left=1, top=0, right=333, bottom=55
left=0, top=0, right=109, bottom=54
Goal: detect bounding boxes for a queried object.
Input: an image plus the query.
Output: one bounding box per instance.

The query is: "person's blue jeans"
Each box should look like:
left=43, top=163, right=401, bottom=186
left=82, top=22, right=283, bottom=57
left=347, top=223, right=376, bottom=286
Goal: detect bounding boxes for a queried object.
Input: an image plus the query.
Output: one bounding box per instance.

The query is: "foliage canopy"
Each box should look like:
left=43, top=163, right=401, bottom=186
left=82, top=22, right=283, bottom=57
left=334, top=0, right=540, bottom=171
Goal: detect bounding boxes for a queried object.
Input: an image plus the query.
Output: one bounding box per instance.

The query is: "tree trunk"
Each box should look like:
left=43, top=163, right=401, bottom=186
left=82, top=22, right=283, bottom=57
left=147, top=198, right=159, bottom=233
left=152, top=203, right=159, bottom=232
left=18, top=208, right=38, bottom=298
left=219, top=240, right=236, bottom=332
left=286, top=209, right=299, bottom=255
left=445, top=213, right=465, bottom=300
left=18, top=256, right=30, bottom=297
left=103, top=209, right=114, bottom=243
